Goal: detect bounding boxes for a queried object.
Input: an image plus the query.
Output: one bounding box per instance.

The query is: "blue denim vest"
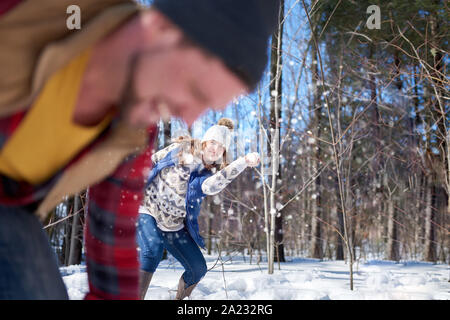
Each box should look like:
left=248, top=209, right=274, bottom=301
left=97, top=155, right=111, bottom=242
left=145, top=149, right=212, bottom=248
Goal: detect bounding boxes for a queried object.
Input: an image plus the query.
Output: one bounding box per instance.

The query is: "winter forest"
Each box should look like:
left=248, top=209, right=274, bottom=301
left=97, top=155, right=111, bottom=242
left=47, top=0, right=448, bottom=296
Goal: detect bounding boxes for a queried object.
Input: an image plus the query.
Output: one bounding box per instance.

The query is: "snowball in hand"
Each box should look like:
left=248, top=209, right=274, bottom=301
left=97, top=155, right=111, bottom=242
left=245, top=152, right=260, bottom=167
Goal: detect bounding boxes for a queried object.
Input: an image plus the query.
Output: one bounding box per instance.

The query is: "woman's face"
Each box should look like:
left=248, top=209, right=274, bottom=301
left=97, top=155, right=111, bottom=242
left=203, top=140, right=225, bottom=163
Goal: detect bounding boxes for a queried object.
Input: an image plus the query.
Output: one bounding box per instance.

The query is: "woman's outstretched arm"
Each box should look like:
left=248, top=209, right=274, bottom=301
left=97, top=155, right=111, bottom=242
left=201, top=153, right=259, bottom=195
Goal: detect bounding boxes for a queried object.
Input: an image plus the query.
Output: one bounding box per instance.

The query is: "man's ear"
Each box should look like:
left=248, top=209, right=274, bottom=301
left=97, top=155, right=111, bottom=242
left=140, top=9, right=185, bottom=48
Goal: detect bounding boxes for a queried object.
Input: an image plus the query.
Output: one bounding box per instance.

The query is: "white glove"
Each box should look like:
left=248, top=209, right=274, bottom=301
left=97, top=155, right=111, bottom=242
left=245, top=152, right=260, bottom=167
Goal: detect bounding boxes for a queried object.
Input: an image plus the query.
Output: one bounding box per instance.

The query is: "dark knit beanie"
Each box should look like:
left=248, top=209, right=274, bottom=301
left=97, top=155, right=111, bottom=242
left=152, top=0, right=280, bottom=90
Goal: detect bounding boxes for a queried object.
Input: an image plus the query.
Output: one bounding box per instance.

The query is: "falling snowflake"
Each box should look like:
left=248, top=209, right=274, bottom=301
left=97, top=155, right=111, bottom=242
left=307, top=137, right=316, bottom=144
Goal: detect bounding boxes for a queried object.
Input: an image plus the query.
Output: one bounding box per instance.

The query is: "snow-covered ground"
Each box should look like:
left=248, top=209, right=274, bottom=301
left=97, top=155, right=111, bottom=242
left=61, top=254, right=450, bottom=300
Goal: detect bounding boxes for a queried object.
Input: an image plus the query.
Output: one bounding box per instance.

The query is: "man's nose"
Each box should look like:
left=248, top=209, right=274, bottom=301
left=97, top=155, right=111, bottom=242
left=184, top=105, right=208, bottom=127
left=185, top=116, right=197, bottom=127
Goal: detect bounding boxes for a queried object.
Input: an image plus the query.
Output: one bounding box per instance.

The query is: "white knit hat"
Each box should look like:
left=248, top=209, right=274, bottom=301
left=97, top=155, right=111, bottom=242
left=201, top=125, right=232, bottom=152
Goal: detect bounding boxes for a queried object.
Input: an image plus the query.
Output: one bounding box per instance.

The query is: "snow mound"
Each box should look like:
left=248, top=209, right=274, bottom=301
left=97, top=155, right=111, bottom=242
left=61, top=255, right=450, bottom=300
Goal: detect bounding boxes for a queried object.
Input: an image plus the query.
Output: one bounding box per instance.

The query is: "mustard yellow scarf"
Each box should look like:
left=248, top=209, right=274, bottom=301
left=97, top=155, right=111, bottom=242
left=0, top=49, right=112, bottom=185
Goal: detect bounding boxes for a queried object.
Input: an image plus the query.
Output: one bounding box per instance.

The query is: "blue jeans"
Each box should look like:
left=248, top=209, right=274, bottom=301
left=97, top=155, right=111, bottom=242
left=0, top=204, right=68, bottom=299
left=137, top=214, right=207, bottom=287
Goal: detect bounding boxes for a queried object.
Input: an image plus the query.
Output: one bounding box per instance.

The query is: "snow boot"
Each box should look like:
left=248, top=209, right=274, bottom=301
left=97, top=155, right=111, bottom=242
left=139, top=270, right=153, bottom=300
left=175, top=277, right=198, bottom=300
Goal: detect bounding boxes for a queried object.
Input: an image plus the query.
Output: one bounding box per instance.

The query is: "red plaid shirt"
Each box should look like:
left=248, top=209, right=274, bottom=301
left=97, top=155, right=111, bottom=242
left=1, top=0, right=158, bottom=299
left=0, top=109, right=157, bottom=300
left=84, top=126, right=157, bottom=299
left=0, top=110, right=157, bottom=300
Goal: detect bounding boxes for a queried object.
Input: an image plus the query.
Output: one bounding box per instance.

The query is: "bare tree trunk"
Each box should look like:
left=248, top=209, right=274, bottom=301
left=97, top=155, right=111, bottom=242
left=63, top=197, right=72, bottom=266
left=309, top=31, right=323, bottom=260
left=160, top=120, right=171, bottom=260
left=257, top=88, right=270, bottom=270
left=412, top=68, right=423, bottom=260
left=206, top=197, right=215, bottom=255
left=68, top=193, right=82, bottom=266
left=424, top=174, right=437, bottom=262
left=163, top=120, right=171, bottom=147
left=335, top=175, right=345, bottom=260
left=266, top=0, right=284, bottom=274
left=446, top=131, right=450, bottom=240
left=270, top=0, right=285, bottom=264
left=413, top=173, right=423, bottom=259
left=387, top=193, right=400, bottom=261
left=429, top=7, right=448, bottom=250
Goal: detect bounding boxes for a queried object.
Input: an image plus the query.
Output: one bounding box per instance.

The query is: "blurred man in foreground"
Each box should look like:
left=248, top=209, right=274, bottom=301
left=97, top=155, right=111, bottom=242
left=0, top=0, right=279, bottom=299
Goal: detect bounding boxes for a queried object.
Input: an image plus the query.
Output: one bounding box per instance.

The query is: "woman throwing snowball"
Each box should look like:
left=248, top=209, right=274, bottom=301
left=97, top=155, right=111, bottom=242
left=137, top=118, right=260, bottom=300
